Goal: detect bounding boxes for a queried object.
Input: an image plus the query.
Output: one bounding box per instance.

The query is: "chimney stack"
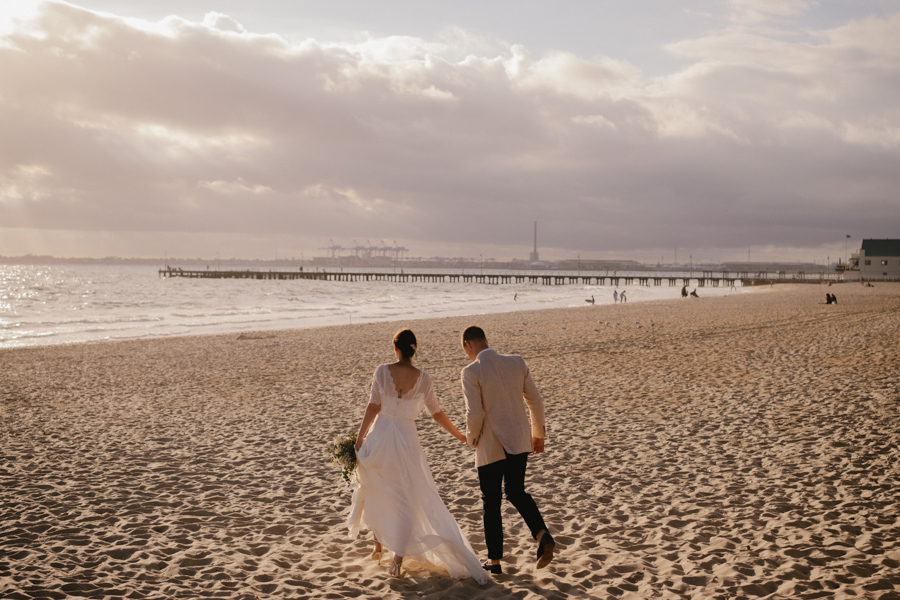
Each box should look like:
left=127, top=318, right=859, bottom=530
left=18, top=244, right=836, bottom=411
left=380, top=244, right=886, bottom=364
left=529, top=221, right=540, bottom=262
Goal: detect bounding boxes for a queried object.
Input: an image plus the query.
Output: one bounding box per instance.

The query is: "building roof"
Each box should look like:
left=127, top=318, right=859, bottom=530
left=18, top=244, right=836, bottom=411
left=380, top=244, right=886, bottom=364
left=861, top=239, right=900, bottom=257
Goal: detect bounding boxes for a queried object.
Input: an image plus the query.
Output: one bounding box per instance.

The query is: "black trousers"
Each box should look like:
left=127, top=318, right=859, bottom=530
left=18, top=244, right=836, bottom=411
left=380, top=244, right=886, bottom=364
left=477, top=451, right=547, bottom=560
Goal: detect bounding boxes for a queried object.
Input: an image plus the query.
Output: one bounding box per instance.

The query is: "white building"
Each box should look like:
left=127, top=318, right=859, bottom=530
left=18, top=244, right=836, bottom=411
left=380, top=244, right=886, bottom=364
left=859, top=239, right=900, bottom=280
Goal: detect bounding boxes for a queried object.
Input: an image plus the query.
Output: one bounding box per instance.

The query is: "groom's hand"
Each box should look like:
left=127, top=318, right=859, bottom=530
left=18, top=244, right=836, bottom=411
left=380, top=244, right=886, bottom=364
left=532, top=437, right=545, bottom=454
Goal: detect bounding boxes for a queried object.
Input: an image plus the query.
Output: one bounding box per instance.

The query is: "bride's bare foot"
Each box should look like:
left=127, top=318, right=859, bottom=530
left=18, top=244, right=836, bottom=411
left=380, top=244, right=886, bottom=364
left=387, top=555, right=403, bottom=578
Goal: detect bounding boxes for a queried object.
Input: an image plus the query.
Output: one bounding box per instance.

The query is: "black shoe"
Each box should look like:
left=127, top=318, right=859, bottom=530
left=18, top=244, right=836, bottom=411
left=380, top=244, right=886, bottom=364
left=536, top=533, right=555, bottom=568
left=483, top=561, right=502, bottom=574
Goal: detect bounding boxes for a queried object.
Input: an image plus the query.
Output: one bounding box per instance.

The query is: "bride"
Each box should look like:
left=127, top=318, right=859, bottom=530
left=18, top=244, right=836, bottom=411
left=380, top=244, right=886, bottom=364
left=347, top=329, right=490, bottom=584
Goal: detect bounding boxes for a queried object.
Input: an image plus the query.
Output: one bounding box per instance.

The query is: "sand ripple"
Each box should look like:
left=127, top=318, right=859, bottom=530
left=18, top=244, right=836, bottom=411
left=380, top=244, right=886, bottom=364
left=2, top=283, right=898, bottom=599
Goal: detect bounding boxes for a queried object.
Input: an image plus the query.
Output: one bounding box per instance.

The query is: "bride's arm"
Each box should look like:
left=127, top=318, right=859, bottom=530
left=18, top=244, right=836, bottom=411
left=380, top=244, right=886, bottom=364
left=432, top=410, right=466, bottom=443
left=355, top=403, right=381, bottom=451
left=422, top=374, right=465, bottom=443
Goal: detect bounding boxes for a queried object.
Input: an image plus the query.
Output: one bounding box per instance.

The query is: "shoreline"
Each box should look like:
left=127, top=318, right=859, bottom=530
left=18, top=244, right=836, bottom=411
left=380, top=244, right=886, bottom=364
left=2, top=283, right=899, bottom=599
left=2, top=277, right=776, bottom=352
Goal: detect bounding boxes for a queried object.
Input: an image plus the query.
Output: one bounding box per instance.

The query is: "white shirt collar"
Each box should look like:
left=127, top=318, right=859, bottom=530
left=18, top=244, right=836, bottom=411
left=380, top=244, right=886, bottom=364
left=476, top=347, right=492, bottom=359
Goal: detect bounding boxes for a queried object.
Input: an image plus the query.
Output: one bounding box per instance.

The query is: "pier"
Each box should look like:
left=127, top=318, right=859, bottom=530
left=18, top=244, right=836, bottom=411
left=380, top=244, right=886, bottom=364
left=158, top=268, right=843, bottom=287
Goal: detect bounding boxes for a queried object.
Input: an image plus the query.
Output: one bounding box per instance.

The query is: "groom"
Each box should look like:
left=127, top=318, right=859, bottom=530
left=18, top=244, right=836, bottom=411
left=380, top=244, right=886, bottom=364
left=460, top=325, right=555, bottom=574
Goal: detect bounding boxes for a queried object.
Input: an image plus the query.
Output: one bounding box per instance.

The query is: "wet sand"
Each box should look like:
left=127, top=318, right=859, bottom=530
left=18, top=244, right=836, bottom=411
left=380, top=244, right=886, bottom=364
left=2, top=283, right=899, bottom=599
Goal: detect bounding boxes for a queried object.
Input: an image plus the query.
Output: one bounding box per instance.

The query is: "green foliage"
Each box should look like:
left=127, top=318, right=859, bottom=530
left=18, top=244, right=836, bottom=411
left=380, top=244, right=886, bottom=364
left=328, top=431, right=358, bottom=486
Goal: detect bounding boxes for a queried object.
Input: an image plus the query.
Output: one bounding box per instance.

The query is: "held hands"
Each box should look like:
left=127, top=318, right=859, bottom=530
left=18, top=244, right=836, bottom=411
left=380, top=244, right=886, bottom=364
left=432, top=411, right=468, bottom=445
left=532, top=437, right=545, bottom=454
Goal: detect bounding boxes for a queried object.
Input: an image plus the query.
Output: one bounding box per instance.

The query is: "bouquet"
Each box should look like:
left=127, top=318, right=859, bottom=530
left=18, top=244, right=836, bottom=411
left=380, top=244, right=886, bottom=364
left=328, top=431, right=358, bottom=486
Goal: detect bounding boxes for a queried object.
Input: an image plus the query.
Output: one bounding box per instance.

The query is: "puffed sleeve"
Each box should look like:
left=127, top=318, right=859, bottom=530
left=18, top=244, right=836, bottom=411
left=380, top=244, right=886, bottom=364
left=421, top=373, right=441, bottom=416
left=368, top=365, right=383, bottom=406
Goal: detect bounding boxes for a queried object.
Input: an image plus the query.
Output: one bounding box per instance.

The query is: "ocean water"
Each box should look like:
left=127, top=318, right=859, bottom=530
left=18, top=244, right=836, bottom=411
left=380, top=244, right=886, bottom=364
left=0, top=264, right=750, bottom=349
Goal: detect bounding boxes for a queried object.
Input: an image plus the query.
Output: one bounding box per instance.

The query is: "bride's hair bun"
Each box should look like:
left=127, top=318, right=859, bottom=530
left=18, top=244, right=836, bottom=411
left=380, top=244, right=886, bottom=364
left=393, top=329, right=417, bottom=361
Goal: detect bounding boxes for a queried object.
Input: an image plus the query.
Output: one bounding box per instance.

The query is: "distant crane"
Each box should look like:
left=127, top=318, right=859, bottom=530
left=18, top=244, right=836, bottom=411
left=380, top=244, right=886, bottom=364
left=390, top=240, right=408, bottom=261
left=316, top=239, right=407, bottom=264
left=319, top=239, right=343, bottom=259
left=349, top=240, right=367, bottom=258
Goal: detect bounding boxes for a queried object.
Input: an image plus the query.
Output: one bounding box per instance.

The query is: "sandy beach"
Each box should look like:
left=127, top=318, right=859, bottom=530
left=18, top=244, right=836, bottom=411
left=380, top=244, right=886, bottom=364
left=2, top=283, right=898, bottom=599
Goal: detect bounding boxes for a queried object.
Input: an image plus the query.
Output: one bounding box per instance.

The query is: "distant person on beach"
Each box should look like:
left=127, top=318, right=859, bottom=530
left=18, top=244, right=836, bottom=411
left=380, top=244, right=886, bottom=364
left=613, top=290, right=619, bottom=303
left=690, top=289, right=699, bottom=298
left=460, top=326, right=554, bottom=574
left=514, top=293, right=518, bottom=301
left=681, top=286, right=688, bottom=298
left=349, top=329, right=489, bottom=583
left=620, top=291, right=627, bottom=303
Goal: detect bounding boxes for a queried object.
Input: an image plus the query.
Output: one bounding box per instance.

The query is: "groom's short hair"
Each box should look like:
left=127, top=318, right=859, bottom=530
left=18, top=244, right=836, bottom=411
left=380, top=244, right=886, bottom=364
left=462, top=326, right=487, bottom=343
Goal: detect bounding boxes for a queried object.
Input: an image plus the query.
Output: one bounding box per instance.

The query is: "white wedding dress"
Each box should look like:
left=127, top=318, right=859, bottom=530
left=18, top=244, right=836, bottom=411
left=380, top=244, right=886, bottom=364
left=348, top=364, right=490, bottom=584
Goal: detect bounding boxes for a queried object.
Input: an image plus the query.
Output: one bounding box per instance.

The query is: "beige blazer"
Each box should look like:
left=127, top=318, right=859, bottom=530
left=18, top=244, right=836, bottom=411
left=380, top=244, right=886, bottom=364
left=462, top=348, right=546, bottom=468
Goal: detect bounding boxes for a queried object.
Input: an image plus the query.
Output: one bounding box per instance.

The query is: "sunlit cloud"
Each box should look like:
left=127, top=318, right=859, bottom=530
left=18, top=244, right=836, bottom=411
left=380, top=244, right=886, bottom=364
left=302, top=184, right=391, bottom=213
left=198, top=178, right=273, bottom=195
left=134, top=124, right=269, bottom=156
left=202, top=12, right=246, bottom=35
left=0, top=0, right=41, bottom=33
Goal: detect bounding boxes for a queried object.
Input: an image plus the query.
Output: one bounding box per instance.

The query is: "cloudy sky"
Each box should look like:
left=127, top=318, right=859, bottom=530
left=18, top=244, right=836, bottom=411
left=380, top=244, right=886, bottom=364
left=1, top=1, right=898, bottom=263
